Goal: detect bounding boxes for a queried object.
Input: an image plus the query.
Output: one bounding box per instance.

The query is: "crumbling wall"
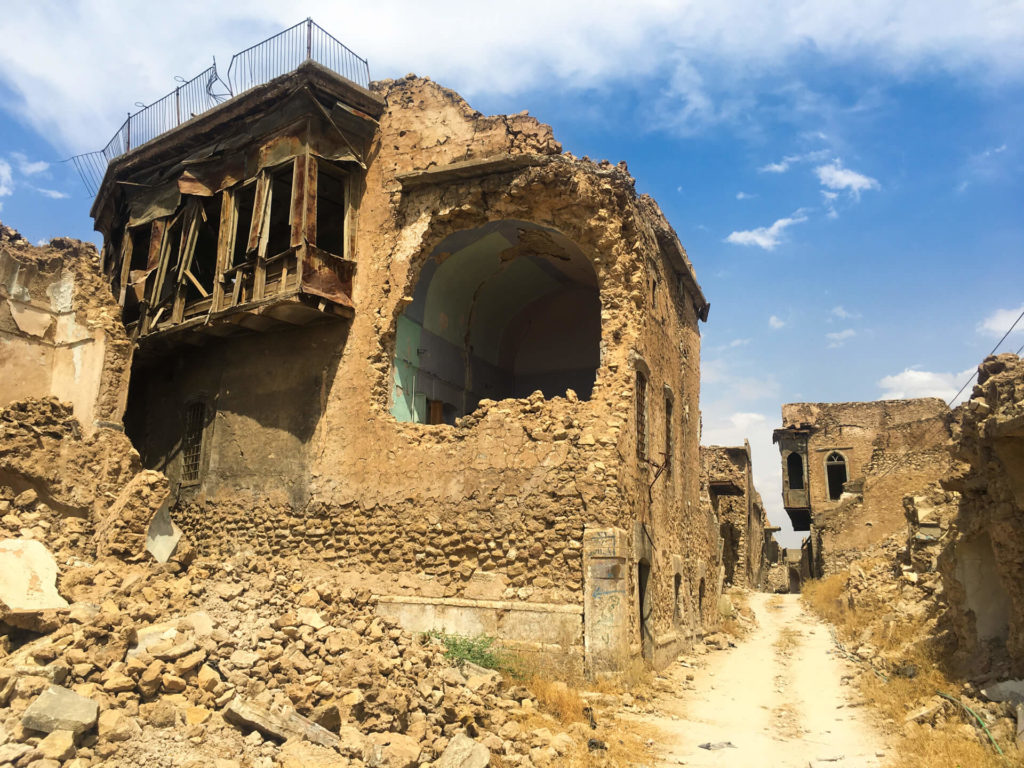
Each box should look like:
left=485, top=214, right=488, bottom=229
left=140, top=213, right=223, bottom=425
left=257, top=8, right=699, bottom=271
left=117, top=74, right=714, bottom=671
left=0, top=224, right=131, bottom=433
left=780, top=398, right=951, bottom=573
left=0, top=398, right=176, bottom=577
left=941, top=354, right=1024, bottom=676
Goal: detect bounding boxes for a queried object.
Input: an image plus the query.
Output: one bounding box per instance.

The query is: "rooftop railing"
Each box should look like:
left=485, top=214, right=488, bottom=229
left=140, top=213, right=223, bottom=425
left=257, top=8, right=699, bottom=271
left=71, top=19, right=370, bottom=197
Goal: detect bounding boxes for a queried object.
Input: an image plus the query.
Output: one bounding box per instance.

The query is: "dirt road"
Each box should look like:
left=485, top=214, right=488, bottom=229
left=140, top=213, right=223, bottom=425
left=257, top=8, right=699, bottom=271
left=635, top=592, right=889, bottom=768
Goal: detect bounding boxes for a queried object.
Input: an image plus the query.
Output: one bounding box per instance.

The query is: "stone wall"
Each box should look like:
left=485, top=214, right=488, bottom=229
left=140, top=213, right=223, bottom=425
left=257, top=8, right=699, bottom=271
left=941, top=354, right=1024, bottom=677
left=700, top=443, right=772, bottom=589
left=0, top=224, right=131, bottom=434
left=778, top=398, right=952, bottom=573
left=119, top=75, right=714, bottom=673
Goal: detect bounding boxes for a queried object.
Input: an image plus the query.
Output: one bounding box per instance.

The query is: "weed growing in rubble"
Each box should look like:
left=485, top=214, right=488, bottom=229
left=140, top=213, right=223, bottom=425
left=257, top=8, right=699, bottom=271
left=425, top=630, right=519, bottom=673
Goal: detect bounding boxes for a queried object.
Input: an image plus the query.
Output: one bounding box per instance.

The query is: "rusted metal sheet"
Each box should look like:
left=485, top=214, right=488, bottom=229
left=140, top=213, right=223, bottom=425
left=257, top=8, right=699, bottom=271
left=257, top=134, right=305, bottom=173
left=246, top=173, right=270, bottom=256
left=290, top=155, right=307, bottom=248
left=300, top=244, right=353, bottom=309
left=303, top=155, right=318, bottom=246
left=127, top=182, right=182, bottom=227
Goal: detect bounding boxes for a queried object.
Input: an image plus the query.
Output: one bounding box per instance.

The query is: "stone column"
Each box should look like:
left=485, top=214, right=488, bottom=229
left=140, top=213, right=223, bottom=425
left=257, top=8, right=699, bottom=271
left=583, top=526, right=630, bottom=676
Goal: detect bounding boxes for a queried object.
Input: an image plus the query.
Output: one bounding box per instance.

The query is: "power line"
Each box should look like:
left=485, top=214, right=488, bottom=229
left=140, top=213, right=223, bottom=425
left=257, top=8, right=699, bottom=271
left=944, top=305, right=1024, bottom=409
left=868, top=303, right=1023, bottom=482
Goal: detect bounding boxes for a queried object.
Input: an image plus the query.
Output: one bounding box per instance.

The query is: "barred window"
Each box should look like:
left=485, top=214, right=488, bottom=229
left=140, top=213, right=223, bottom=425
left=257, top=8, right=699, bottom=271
left=636, top=371, right=648, bottom=460
left=664, top=396, right=673, bottom=475
left=182, top=402, right=206, bottom=484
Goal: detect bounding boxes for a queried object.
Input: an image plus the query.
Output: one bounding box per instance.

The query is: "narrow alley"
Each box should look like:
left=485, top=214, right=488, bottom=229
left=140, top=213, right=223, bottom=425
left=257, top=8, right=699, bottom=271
left=635, top=593, right=888, bottom=767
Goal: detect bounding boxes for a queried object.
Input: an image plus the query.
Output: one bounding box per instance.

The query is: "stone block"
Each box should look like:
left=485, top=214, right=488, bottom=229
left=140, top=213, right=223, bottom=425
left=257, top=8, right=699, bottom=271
left=22, top=685, right=98, bottom=734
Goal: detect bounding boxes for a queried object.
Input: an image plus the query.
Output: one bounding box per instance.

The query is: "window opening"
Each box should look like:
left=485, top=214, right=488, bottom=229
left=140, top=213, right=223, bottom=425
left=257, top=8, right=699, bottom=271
left=185, top=195, right=222, bottom=303
left=232, top=184, right=257, bottom=266
left=826, top=451, right=847, bottom=500
left=266, top=163, right=294, bottom=258
left=181, top=401, right=207, bottom=484
left=128, top=224, right=152, bottom=273
left=636, top=371, right=648, bottom=460
left=698, top=577, right=706, bottom=619
left=316, top=161, right=346, bottom=256
left=787, top=452, right=805, bottom=490
left=673, top=573, right=682, bottom=625
left=664, top=396, right=673, bottom=474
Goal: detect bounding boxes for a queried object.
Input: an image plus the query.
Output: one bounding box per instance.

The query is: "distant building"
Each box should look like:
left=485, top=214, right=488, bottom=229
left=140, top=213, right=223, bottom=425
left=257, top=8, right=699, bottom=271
left=773, top=398, right=951, bottom=575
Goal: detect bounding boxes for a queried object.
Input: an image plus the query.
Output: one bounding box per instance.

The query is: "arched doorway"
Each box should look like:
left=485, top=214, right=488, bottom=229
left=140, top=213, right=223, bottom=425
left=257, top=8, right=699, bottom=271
left=825, top=451, right=847, bottom=500
left=391, top=220, right=600, bottom=423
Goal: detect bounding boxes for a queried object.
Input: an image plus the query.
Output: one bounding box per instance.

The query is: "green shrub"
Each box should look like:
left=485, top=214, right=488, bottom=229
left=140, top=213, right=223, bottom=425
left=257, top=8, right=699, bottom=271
left=425, top=630, right=521, bottom=675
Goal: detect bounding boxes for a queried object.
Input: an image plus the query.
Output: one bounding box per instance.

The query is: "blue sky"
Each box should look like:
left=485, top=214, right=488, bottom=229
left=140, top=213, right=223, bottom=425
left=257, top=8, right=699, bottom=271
left=1, top=1, right=1022, bottom=546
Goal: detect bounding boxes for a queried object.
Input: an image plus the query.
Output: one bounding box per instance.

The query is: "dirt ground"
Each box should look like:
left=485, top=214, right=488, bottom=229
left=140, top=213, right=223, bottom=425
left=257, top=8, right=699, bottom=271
left=632, top=593, right=890, bottom=768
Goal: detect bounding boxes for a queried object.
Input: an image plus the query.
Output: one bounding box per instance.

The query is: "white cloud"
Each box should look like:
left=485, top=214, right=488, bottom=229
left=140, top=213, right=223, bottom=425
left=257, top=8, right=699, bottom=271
left=826, top=328, right=856, bottom=347
left=729, top=338, right=751, bottom=348
left=0, top=159, right=12, bottom=197
left=736, top=191, right=755, bottom=200
left=814, top=159, right=880, bottom=199
left=758, top=149, right=830, bottom=174
left=877, top=367, right=975, bottom=403
left=35, top=188, right=68, bottom=199
left=769, top=315, right=785, bottom=329
left=10, top=152, right=48, bottom=176
left=978, top=305, right=1024, bottom=338
left=0, top=3, right=1023, bottom=151
left=830, top=305, right=861, bottom=320
left=725, top=211, right=807, bottom=251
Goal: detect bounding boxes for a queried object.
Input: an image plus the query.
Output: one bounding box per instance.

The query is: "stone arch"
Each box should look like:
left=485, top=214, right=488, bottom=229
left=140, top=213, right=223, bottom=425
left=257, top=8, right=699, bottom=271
left=390, top=219, right=601, bottom=423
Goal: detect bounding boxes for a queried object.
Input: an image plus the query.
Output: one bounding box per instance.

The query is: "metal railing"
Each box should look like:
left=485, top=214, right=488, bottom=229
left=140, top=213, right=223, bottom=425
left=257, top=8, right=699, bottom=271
left=71, top=19, right=369, bottom=197
left=227, top=18, right=369, bottom=95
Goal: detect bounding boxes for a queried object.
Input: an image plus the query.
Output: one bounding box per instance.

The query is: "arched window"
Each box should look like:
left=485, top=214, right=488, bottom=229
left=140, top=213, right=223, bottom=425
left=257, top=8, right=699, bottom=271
left=786, top=452, right=805, bottom=490
left=391, top=220, right=600, bottom=423
left=826, top=451, right=847, bottom=500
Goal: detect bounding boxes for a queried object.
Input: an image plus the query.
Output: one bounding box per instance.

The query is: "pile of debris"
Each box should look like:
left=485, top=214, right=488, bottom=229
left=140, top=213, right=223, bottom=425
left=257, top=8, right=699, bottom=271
left=0, top=400, right=616, bottom=768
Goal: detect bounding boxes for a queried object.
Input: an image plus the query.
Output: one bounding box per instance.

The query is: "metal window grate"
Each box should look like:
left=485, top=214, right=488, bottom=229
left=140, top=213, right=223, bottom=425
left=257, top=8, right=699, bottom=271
left=182, top=402, right=206, bottom=483
left=664, top=397, right=673, bottom=474
left=636, top=372, right=647, bottom=460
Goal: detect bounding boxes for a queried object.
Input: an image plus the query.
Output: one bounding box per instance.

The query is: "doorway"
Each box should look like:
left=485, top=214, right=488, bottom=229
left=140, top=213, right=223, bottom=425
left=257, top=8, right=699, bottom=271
left=638, top=560, right=652, bottom=661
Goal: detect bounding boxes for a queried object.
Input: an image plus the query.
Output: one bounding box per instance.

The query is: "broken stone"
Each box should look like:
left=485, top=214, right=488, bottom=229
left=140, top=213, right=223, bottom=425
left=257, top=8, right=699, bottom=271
left=37, top=730, right=76, bottom=761
left=97, top=709, right=141, bottom=742
left=435, top=733, right=490, bottom=768
left=0, top=539, right=69, bottom=625
left=223, top=696, right=339, bottom=749
left=22, top=685, right=98, bottom=734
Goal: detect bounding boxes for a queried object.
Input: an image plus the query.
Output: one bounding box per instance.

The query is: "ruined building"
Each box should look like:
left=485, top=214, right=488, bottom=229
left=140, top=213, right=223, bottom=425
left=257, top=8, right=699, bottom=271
left=773, top=398, right=952, bottom=576
left=941, top=354, right=1024, bottom=677
left=700, top=443, right=776, bottom=590
left=9, top=21, right=720, bottom=674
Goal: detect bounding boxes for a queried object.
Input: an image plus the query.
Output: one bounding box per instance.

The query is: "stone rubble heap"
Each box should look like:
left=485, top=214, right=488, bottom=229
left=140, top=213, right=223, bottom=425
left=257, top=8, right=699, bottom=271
left=0, top=398, right=613, bottom=768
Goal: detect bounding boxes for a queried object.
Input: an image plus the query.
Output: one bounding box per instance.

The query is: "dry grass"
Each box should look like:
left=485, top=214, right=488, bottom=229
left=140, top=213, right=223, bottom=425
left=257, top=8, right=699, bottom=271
left=525, top=675, right=587, bottom=725
left=887, top=727, right=1020, bottom=768
left=802, top=571, right=1021, bottom=767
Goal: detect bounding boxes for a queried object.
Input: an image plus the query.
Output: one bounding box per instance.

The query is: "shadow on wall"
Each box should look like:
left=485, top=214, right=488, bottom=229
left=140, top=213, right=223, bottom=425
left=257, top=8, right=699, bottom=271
left=955, top=531, right=1012, bottom=648
left=124, top=322, right=347, bottom=502
left=391, top=220, right=601, bottom=424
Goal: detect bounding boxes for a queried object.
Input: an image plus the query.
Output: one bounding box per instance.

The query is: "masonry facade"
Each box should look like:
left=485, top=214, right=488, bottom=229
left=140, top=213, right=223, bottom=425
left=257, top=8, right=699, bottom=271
left=700, top=442, right=774, bottom=590
left=83, top=59, right=715, bottom=673
left=773, top=398, right=952, bottom=575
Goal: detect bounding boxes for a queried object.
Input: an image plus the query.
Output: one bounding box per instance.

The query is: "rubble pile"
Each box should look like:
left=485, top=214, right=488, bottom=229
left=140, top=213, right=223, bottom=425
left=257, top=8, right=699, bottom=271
left=0, top=548, right=607, bottom=767
left=0, top=399, right=609, bottom=768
